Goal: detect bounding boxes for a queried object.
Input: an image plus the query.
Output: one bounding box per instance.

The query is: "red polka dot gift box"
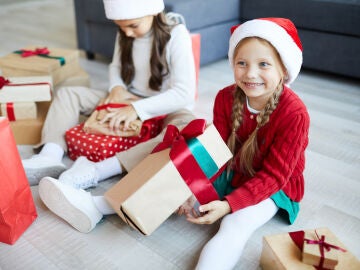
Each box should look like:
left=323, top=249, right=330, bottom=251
left=65, top=117, right=164, bottom=162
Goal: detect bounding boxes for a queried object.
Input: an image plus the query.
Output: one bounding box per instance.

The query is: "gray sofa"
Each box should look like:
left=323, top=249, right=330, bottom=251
left=74, top=0, right=360, bottom=78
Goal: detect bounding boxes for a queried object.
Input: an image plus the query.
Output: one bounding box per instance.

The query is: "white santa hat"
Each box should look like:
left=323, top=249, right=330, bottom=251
left=228, top=18, right=303, bottom=85
left=103, top=0, right=164, bottom=20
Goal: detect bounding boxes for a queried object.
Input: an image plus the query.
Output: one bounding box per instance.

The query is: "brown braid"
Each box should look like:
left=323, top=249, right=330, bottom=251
left=226, top=86, right=246, bottom=175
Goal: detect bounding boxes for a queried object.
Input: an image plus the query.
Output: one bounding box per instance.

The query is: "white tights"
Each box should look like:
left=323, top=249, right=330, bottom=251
left=195, top=198, right=278, bottom=270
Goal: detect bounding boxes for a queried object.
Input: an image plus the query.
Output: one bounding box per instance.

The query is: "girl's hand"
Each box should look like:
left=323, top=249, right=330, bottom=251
left=176, top=195, right=197, bottom=216
left=99, top=105, right=138, bottom=131
left=186, top=200, right=231, bottom=225
left=105, top=86, right=139, bottom=104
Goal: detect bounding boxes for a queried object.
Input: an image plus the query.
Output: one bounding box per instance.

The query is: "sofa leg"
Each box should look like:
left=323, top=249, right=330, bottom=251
left=86, top=51, right=95, bottom=60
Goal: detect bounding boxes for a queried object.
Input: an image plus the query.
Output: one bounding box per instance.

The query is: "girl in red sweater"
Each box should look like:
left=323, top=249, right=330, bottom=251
left=185, top=18, right=310, bottom=269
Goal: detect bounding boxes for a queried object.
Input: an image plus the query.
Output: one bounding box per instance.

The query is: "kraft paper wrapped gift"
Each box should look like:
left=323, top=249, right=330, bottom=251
left=9, top=101, right=50, bottom=145
left=302, top=229, right=345, bottom=269
left=260, top=227, right=360, bottom=270
left=0, top=46, right=80, bottom=86
left=105, top=120, right=233, bottom=235
left=0, top=76, right=52, bottom=103
left=1, top=102, right=37, bottom=121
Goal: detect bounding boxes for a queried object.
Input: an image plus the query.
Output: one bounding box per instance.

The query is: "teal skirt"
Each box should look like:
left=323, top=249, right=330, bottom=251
left=212, top=170, right=299, bottom=224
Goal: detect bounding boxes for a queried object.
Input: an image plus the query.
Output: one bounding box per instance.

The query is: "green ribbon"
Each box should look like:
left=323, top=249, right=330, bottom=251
left=13, top=50, right=66, bottom=66
left=187, top=138, right=218, bottom=179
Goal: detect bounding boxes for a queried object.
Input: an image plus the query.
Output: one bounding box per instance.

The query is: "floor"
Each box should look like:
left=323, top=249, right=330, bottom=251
left=0, top=1, right=359, bottom=269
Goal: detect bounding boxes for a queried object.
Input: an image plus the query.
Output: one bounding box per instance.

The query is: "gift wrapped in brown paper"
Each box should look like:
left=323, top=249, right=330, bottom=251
left=302, top=229, right=345, bottom=269
left=260, top=227, right=360, bottom=270
left=9, top=101, right=50, bottom=145
left=1, top=102, right=37, bottom=121
left=105, top=119, right=233, bottom=235
left=0, top=46, right=80, bottom=86
left=0, top=76, right=52, bottom=103
left=83, top=103, right=143, bottom=137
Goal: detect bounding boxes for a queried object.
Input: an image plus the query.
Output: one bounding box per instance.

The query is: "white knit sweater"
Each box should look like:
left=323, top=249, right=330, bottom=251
left=108, top=24, right=196, bottom=121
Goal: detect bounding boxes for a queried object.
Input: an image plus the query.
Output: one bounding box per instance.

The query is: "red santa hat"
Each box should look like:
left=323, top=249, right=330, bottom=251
left=103, top=0, right=164, bottom=20
left=228, top=18, right=303, bottom=85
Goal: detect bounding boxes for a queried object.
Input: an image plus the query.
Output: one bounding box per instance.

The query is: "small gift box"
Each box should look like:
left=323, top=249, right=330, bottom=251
left=0, top=76, right=52, bottom=103
left=302, top=229, right=345, bottom=269
left=105, top=119, right=233, bottom=235
left=9, top=101, right=50, bottom=145
left=1, top=102, right=37, bottom=121
left=260, top=227, right=359, bottom=270
left=0, top=46, right=80, bottom=86
left=65, top=115, right=164, bottom=162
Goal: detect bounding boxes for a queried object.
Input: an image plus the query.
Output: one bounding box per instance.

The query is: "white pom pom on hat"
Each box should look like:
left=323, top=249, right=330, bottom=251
left=228, top=18, right=303, bottom=85
left=103, top=0, right=165, bottom=20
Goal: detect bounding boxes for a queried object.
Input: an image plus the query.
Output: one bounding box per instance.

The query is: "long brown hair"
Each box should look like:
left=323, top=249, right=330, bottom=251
left=118, top=13, right=173, bottom=91
left=227, top=37, right=286, bottom=177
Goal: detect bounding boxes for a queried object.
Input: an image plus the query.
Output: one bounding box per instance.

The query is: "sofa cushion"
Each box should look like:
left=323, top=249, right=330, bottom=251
left=241, top=0, right=360, bottom=37
left=165, top=0, right=240, bottom=31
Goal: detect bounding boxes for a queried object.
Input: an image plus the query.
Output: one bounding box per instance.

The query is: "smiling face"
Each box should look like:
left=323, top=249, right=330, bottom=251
left=233, top=37, right=286, bottom=110
left=114, top=15, right=154, bottom=38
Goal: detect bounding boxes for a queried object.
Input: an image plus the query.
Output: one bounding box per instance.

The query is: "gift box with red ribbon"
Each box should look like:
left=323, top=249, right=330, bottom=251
left=1, top=102, right=37, bottom=121
left=302, top=229, right=346, bottom=269
left=9, top=101, right=50, bottom=145
left=0, top=46, right=80, bottom=86
left=104, top=119, right=233, bottom=235
left=260, top=227, right=359, bottom=270
left=0, top=76, right=52, bottom=103
left=65, top=116, right=165, bottom=162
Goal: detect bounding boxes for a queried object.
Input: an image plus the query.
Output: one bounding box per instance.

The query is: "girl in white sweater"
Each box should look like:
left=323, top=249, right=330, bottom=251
left=22, top=0, right=196, bottom=232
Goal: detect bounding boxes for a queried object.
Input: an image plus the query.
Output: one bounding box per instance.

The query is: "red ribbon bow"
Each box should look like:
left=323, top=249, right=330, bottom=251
left=0, top=75, right=52, bottom=93
left=304, top=231, right=347, bottom=269
left=152, top=119, right=219, bottom=204
left=19, top=47, right=50, bottom=57
left=289, top=230, right=347, bottom=270
left=0, top=76, right=10, bottom=89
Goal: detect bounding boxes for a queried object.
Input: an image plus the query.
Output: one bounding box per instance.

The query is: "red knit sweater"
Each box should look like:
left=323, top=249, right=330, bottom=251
left=213, top=84, right=310, bottom=212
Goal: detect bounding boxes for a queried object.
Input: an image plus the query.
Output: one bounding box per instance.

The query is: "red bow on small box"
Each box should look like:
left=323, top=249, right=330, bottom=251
left=18, top=47, right=50, bottom=57
left=0, top=76, right=10, bottom=89
left=0, top=76, right=51, bottom=91
left=152, top=119, right=220, bottom=204
left=304, top=231, right=347, bottom=270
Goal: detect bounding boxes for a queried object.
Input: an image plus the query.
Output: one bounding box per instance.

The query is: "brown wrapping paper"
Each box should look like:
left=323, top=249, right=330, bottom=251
left=105, top=124, right=233, bottom=235
left=0, top=46, right=80, bottom=86
left=260, top=227, right=360, bottom=270
left=9, top=101, right=50, bottom=145
left=1, top=102, right=37, bottom=121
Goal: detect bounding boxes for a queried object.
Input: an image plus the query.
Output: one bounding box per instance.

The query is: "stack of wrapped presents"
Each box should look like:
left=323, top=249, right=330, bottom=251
left=0, top=46, right=90, bottom=144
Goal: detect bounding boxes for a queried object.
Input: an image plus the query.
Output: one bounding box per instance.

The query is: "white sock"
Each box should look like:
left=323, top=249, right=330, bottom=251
left=94, top=156, right=122, bottom=181
left=92, top=196, right=115, bottom=215
left=39, top=142, right=64, bottom=162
